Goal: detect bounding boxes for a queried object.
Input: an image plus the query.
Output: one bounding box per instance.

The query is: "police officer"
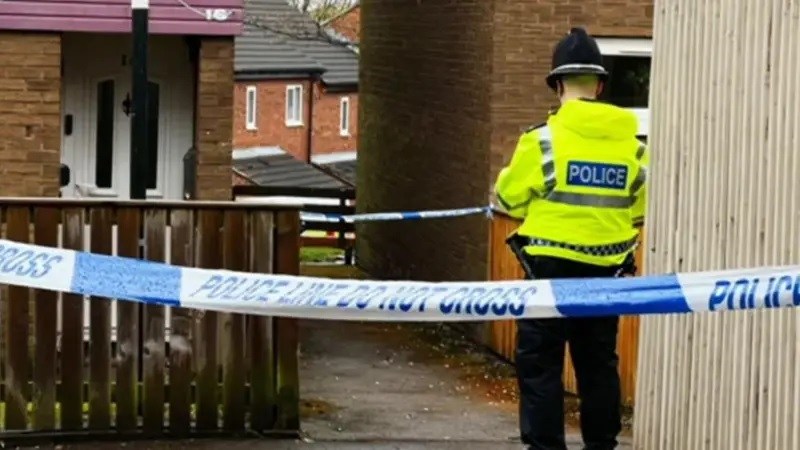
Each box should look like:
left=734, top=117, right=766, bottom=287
left=494, top=27, right=648, bottom=450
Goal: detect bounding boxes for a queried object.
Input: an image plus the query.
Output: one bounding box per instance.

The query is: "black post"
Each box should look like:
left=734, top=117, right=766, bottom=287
left=130, top=0, right=149, bottom=200
left=131, top=0, right=149, bottom=406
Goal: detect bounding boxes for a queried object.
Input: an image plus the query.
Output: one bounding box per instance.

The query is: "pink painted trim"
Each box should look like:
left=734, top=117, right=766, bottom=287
left=0, top=0, right=243, bottom=35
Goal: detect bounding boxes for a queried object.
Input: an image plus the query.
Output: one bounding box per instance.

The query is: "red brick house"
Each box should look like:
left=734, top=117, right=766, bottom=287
left=323, top=2, right=360, bottom=45
left=0, top=1, right=241, bottom=201
left=232, top=0, right=358, bottom=177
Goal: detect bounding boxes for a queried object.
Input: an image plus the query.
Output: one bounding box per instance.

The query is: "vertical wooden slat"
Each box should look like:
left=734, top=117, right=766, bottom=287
left=115, top=207, right=141, bottom=432
left=60, top=208, right=85, bottom=430
left=221, top=210, right=247, bottom=431
left=249, top=212, right=275, bottom=431
left=143, top=208, right=167, bottom=433
left=4, top=206, right=31, bottom=431
left=195, top=209, right=222, bottom=430
left=274, top=210, right=301, bottom=430
left=88, top=207, right=113, bottom=429
left=168, top=209, right=195, bottom=436
left=32, top=207, right=60, bottom=430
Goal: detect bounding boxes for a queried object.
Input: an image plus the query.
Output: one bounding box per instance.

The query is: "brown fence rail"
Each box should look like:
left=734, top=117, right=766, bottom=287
left=485, top=211, right=642, bottom=406
left=0, top=199, right=300, bottom=441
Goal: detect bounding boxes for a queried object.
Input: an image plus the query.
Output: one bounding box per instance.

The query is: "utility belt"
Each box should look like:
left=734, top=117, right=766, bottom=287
left=505, top=233, right=638, bottom=279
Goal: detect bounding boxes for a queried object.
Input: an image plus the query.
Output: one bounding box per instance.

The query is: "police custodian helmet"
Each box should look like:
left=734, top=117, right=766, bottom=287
left=546, top=27, right=609, bottom=90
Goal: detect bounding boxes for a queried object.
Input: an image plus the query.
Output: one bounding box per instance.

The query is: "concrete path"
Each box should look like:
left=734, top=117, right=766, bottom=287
left=295, top=320, right=632, bottom=449
left=299, top=320, right=522, bottom=444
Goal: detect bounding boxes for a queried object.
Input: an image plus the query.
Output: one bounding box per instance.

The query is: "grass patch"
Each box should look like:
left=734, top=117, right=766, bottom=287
left=300, top=247, right=344, bottom=263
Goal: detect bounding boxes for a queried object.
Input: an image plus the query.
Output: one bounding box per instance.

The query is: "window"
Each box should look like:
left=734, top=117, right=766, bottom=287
left=245, top=86, right=257, bottom=130
left=94, top=79, right=115, bottom=189
left=147, top=81, right=160, bottom=190
left=595, top=38, right=652, bottom=136
left=285, top=85, right=303, bottom=126
left=339, top=96, right=350, bottom=136
left=600, top=56, right=651, bottom=108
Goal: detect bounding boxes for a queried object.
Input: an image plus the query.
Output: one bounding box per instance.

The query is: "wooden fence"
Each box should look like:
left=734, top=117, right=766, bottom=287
left=0, top=199, right=300, bottom=441
left=234, top=185, right=357, bottom=264
left=485, top=211, right=643, bottom=406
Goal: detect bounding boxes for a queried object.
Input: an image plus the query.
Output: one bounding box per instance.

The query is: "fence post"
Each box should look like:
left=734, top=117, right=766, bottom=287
left=274, top=210, right=301, bottom=430
left=340, top=192, right=354, bottom=265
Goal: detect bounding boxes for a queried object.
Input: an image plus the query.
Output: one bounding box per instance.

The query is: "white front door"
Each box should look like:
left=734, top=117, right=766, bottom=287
left=70, top=75, right=166, bottom=199
left=61, top=33, right=192, bottom=201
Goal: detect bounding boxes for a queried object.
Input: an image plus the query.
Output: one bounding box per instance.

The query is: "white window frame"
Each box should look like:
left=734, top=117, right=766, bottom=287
left=245, top=85, right=257, bottom=130
left=339, top=96, right=351, bottom=136
left=285, top=85, right=303, bottom=127
left=596, top=38, right=652, bottom=137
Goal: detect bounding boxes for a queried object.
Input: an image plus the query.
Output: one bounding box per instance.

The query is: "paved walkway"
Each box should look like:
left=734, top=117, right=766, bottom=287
left=299, top=321, right=522, bottom=444
left=295, top=320, right=631, bottom=449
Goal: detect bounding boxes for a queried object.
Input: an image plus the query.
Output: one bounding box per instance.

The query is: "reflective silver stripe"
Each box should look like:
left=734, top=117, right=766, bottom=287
left=636, top=141, right=646, bottom=160
left=629, top=166, right=647, bottom=195
left=547, top=191, right=636, bottom=208
left=630, top=142, right=648, bottom=194
left=551, top=63, right=607, bottom=73
left=537, top=127, right=557, bottom=195
left=525, top=236, right=637, bottom=257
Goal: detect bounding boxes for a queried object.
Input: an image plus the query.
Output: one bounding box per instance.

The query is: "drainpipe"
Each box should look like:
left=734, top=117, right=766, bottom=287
left=305, top=74, right=317, bottom=163
left=185, top=37, right=200, bottom=200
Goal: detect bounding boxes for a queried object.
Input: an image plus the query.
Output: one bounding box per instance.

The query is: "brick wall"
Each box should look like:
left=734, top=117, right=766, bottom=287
left=358, top=0, right=494, bottom=282
left=328, top=6, right=360, bottom=43
left=312, top=83, right=358, bottom=156
left=359, top=0, right=652, bottom=282
left=233, top=78, right=312, bottom=160
left=0, top=32, right=62, bottom=197
left=196, top=37, right=235, bottom=200
left=489, top=0, right=654, bottom=183
left=232, top=79, right=356, bottom=159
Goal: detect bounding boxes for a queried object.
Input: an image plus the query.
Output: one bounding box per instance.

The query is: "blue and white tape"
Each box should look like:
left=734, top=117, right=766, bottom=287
left=300, top=206, right=492, bottom=223
left=0, top=239, right=798, bottom=321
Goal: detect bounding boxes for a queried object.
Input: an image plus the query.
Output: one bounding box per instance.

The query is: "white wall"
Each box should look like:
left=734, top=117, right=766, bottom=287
left=635, top=1, right=800, bottom=449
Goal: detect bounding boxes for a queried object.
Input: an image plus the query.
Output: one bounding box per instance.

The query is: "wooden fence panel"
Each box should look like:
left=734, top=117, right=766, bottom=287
left=194, top=209, right=222, bottom=431
left=167, top=208, right=195, bottom=436
left=4, top=206, right=31, bottom=430
left=115, top=207, right=141, bottom=432
left=486, top=212, right=642, bottom=406
left=60, top=207, right=85, bottom=430
left=143, top=209, right=167, bottom=433
left=274, top=211, right=300, bottom=430
left=32, top=207, right=60, bottom=430
left=249, top=212, right=276, bottom=431
left=221, top=210, right=247, bottom=431
left=0, top=200, right=301, bottom=441
left=88, top=207, right=113, bottom=429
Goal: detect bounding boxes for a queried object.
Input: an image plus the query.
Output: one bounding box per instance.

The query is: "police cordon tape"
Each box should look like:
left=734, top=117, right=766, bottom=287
left=0, top=239, right=799, bottom=321
left=299, top=205, right=492, bottom=223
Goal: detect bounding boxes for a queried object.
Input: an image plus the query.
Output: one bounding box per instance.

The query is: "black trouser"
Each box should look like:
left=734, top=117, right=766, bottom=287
left=516, top=255, right=622, bottom=450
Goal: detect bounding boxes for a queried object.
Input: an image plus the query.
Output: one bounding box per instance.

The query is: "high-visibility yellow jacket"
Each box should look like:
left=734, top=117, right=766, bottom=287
left=494, top=99, right=648, bottom=267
